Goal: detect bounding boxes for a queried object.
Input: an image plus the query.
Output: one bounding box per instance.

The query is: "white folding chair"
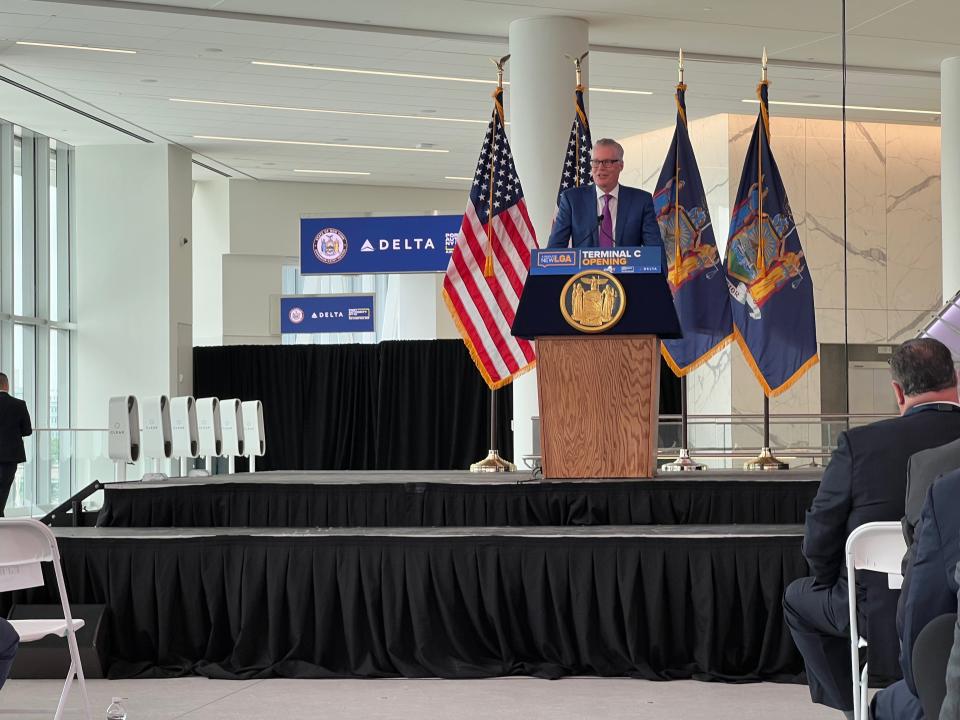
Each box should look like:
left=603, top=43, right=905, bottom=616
left=845, top=521, right=907, bottom=720
left=0, top=519, right=92, bottom=720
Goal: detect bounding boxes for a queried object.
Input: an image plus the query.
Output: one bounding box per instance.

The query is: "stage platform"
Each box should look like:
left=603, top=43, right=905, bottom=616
left=96, top=468, right=823, bottom=528
left=4, top=524, right=807, bottom=682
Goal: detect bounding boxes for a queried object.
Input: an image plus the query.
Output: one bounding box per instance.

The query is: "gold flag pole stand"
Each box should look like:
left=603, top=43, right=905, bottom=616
left=471, top=388, right=516, bottom=472
left=471, top=53, right=515, bottom=474
left=662, top=375, right=707, bottom=472
left=744, top=395, right=789, bottom=470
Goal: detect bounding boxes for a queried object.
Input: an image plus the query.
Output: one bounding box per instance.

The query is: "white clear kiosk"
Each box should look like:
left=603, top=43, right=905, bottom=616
left=219, top=398, right=245, bottom=474
left=108, top=395, right=140, bottom=482
left=141, top=395, right=172, bottom=479
left=241, top=400, right=265, bottom=472
left=170, top=396, right=199, bottom=477
left=195, top=397, right=222, bottom=476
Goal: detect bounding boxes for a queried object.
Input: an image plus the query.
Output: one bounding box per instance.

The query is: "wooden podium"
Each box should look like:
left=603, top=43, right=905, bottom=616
left=512, top=249, right=681, bottom=479
left=536, top=335, right=660, bottom=478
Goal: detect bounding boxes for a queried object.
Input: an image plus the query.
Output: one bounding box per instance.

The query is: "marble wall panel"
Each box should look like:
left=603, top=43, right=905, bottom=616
left=886, top=124, right=942, bottom=311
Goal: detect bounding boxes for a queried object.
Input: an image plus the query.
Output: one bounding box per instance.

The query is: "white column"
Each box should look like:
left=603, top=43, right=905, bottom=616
left=75, top=144, right=193, bottom=427
left=508, top=17, right=589, bottom=465
left=942, top=57, right=960, bottom=301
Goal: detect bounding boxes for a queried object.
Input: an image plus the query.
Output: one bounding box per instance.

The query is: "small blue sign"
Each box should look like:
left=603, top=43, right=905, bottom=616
left=301, top=215, right=462, bottom=275
left=530, top=247, right=662, bottom=276
left=280, top=295, right=375, bottom=334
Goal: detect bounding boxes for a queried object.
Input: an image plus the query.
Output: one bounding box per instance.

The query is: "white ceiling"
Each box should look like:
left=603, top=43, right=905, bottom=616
left=0, top=0, right=952, bottom=187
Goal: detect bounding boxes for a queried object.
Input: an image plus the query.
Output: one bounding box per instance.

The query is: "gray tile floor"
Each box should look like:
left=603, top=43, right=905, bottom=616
left=1, top=677, right=840, bottom=719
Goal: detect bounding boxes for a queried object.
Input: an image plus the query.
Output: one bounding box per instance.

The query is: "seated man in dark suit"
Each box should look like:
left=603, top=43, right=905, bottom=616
left=872, top=468, right=960, bottom=720
left=783, top=338, right=960, bottom=719
left=941, top=562, right=960, bottom=720
left=0, top=617, right=17, bottom=691
left=903, top=436, right=960, bottom=567
left=547, top=137, right=663, bottom=255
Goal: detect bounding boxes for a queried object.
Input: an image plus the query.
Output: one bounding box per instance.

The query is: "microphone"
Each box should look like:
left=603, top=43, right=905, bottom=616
left=576, top=213, right=604, bottom=247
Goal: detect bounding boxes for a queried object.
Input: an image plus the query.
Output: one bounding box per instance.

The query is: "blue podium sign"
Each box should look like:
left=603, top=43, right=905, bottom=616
left=301, top=215, right=462, bottom=275
left=530, top=247, right=662, bottom=276
left=280, top=295, right=375, bottom=334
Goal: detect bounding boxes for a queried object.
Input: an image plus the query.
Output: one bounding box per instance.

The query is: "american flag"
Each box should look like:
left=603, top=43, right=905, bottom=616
left=557, top=84, right=593, bottom=204
left=441, top=87, right=537, bottom=390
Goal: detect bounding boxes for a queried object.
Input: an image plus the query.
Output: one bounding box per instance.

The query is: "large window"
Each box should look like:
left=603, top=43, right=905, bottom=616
left=0, top=124, right=75, bottom=515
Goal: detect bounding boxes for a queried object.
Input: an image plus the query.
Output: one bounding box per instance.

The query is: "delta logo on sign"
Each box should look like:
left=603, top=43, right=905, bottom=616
left=301, top=214, right=462, bottom=274
left=281, top=295, right=375, bottom=334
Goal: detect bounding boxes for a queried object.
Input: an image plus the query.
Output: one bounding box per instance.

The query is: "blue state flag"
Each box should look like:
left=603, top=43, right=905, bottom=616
left=724, top=80, right=818, bottom=396
left=654, top=82, right=733, bottom=376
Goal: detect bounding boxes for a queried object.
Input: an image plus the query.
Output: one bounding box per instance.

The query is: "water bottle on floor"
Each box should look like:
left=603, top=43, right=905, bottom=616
left=106, top=697, right=127, bottom=720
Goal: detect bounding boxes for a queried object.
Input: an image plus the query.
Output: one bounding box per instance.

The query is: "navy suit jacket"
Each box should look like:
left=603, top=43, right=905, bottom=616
left=803, top=404, right=960, bottom=588
left=899, top=469, right=960, bottom=696
left=547, top=184, right=663, bottom=251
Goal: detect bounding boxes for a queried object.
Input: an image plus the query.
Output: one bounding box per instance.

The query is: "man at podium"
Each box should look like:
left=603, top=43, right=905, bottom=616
left=547, top=138, right=663, bottom=251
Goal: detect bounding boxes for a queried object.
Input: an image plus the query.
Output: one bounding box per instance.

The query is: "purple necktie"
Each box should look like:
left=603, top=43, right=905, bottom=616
left=600, top=193, right=614, bottom=248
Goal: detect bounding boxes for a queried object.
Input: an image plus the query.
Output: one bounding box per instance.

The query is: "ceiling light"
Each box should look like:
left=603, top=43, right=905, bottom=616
left=170, top=97, right=487, bottom=124
left=295, top=169, right=371, bottom=175
left=193, top=135, right=448, bottom=153
left=741, top=99, right=940, bottom=115
left=16, top=41, right=136, bottom=54
left=592, top=88, right=653, bottom=95
left=252, top=61, right=648, bottom=95
left=445, top=176, right=473, bottom=181
left=252, top=60, right=494, bottom=84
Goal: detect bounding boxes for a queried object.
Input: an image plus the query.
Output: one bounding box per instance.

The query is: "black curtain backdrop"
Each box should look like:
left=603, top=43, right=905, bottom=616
left=2, top=534, right=806, bottom=682
left=193, top=341, right=513, bottom=471
left=193, top=341, right=681, bottom=471
left=97, top=479, right=817, bottom=528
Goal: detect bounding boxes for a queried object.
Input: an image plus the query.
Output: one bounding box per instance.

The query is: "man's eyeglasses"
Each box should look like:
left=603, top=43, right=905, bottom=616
left=590, top=159, right=622, bottom=168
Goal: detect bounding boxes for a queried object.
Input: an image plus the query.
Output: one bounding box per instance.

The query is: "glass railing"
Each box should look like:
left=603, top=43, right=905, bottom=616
left=5, top=428, right=148, bottom=518
left=5, top=414, right=899, bottom=517
left=529, top=413, right=898, bottom=470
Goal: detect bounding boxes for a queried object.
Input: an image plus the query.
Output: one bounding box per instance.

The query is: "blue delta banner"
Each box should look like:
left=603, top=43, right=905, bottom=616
left=724, top=81, right=818, bottom=396
left=280, top=295, right=375, bottom=334
left=530, top=247, right=661, bottom=276
left=653, top=83, right=733, bottom=376
left=301, top=215, right=462, bottom=275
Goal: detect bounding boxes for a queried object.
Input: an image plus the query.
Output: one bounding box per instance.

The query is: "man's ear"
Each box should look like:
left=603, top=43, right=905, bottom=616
left=892, top=381, right=906, bottom=407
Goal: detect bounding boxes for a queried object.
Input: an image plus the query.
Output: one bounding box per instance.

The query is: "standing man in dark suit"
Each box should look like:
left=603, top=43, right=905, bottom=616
left=783, top=338, right=960, bottom=719
left=547, top=138, right=664, bottom=256
left=872, top=468, right=960, bottom=720
left=0, top=372, right=31, bottom=516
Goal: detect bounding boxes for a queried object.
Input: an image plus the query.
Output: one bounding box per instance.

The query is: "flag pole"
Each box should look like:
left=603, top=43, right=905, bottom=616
left=744, top=48, right=788, bottom=471
left=662, top=49, right=706, bottom=473
left=471, top=54, right=516, bottom=474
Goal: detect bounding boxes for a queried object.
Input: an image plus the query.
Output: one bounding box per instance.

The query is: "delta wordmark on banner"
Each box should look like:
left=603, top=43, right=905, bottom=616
left=442, top=86, right=537, bottom=390
left=654, top=80, right=733, bottom=376
left=724, top=78, right=818, bottom=396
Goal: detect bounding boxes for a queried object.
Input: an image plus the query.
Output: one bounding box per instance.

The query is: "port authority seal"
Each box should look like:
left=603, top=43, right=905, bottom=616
left=312, top=228, right=348, bottom=264
left=288, top=307, right=305, bottom=324
left=560, top=270, right=626, bottom=333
